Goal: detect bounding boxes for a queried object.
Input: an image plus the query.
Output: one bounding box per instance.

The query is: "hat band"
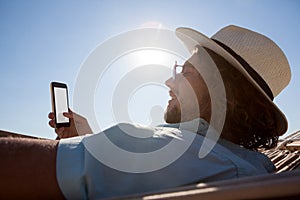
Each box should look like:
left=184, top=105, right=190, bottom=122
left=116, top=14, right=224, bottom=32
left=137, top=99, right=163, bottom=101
left=212, top=39, right=274, bottom=100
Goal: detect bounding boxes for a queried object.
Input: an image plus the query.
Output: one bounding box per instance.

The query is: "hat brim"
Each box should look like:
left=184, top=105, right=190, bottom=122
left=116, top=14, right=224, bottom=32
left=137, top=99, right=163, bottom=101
left=176, top=27, right=287, bottom=135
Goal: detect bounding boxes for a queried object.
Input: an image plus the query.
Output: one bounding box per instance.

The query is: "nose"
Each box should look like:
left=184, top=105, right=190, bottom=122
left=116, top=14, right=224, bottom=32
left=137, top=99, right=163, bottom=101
left=165, top=76, right=175, bottom=88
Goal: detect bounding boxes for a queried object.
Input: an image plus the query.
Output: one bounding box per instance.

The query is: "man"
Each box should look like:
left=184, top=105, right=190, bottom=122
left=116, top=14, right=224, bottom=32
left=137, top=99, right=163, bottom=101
left=0, top=25, right=291, bottom=199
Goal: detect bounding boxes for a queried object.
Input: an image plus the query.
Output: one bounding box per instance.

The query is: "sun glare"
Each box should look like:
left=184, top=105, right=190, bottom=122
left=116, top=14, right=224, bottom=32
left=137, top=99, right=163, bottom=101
left=133, top=49, right=172, bottom=67
left=140, top=21, right=164, bottom=29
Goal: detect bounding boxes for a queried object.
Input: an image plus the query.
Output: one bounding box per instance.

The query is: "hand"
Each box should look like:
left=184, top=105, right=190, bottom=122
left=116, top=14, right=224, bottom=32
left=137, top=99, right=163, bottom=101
left=48, top=109, right=93, bottom=139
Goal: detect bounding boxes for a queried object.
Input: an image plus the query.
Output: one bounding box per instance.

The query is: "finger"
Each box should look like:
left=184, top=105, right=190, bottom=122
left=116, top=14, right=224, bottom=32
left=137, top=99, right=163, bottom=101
left=49, top=120, right=56, bottom=128
left=63, top=112, right=73, bottom=119
left=48, top=112, right=55, bottom=119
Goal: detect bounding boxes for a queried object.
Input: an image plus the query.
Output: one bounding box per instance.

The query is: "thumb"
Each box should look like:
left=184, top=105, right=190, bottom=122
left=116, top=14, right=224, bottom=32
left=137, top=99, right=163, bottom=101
left=63, top=111, right=73, bottom=118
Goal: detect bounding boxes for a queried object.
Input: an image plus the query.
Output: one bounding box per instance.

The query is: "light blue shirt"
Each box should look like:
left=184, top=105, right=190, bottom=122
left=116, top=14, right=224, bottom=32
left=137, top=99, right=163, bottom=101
left=57, top=118, right=275, bottom=199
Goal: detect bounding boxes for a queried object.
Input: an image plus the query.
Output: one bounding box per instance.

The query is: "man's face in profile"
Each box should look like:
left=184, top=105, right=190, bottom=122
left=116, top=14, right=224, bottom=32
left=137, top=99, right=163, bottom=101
left=164, top=53, right=211, bottom=124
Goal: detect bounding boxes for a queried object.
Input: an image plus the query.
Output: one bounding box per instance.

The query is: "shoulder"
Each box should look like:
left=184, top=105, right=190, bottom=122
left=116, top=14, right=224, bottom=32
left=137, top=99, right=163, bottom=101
left=105, top=123, right=185, bottom=139
left=217, top=139, right=276, bottom=175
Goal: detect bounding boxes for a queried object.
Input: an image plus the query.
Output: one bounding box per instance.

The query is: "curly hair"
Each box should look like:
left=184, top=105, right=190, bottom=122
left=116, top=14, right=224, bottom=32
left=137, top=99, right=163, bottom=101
left=204, top=48, right=279, bottom=150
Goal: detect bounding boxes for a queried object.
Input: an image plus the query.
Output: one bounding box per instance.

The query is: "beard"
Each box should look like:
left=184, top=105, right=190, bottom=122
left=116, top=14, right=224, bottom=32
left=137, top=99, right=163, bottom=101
left=164, top=99, right=181, bottom=123
left=164, top=95, right=207, bottom=124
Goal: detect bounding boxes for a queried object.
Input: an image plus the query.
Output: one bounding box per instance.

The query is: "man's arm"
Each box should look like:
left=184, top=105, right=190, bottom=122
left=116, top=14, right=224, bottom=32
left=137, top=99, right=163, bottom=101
left=0, top=136, right=65, bottom=199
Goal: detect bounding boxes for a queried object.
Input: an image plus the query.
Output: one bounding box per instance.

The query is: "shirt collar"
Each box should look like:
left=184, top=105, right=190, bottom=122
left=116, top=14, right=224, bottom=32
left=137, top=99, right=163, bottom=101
left=159, top=118, right=210, bottom=137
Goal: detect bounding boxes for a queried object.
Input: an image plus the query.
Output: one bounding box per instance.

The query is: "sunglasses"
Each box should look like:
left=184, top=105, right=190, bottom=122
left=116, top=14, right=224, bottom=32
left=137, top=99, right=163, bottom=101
left=173, top=61, right=184, bottom=79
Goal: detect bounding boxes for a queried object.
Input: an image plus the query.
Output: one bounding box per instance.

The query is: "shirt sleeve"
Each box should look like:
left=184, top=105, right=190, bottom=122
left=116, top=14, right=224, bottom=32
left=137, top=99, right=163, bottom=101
left=56, top=136, right=87, bottom=200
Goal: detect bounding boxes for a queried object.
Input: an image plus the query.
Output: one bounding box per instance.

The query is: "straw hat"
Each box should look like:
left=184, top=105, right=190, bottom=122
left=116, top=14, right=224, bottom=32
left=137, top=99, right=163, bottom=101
left=176, top=25, right=291, bottom=135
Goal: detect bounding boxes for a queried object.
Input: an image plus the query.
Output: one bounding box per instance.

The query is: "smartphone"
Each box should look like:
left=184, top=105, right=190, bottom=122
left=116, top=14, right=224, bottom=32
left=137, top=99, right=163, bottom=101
left=50, top=82, right=70, bottom=128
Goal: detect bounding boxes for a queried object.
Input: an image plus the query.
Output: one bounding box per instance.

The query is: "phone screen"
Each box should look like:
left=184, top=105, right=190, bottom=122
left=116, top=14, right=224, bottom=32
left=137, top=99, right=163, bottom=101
left=54, top=87, right=69, bottom=123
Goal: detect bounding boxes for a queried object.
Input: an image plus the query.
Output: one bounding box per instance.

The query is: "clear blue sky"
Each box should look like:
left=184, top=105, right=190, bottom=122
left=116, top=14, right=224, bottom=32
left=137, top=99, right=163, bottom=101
left=0, top=0, right=299, bottom=139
